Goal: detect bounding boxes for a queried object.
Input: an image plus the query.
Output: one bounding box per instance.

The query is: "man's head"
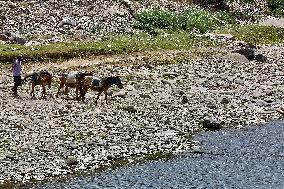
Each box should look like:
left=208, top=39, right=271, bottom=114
left=17, top=55, right=24, bottom=61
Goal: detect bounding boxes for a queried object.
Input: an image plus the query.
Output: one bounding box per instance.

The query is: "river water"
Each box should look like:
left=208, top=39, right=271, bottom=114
left=33, top=120, right=284, bottom=189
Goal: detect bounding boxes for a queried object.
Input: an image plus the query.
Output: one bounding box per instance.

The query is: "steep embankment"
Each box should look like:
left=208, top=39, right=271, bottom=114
left=0, top=0, right=268, bottom=42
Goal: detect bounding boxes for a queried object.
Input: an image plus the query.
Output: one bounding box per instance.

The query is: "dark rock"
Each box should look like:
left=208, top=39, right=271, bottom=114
left=242, top=42, right=257, bottom=49
left=201, top=119, right=222, bottom=131
left=207, top=101, right=218, bottom=109
left=233, top=48, right=255, bottom=61
left=14, top=36, right=26, bottom=45
left=220, top=96, right=230, bottom=104
left=5, top=152, right=15, bottom=160
left=182, top=95, right=189, bottom=104
left=139, top=94, right=151, bottom=99
left=254, top=54, right=267, bottom=62
left=264, top=97, right=274, bottom=103
left=0, top=31, right=26, bottom=45
left=107, top=154, right=114, bottom=160
left=0, top=33, right=9, bottom=42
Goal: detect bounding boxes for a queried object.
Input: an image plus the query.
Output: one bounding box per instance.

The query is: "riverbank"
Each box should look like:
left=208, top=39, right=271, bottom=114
left=31, top=120, right=284, bottom=189
left=0, top=44, right=284, bottom=187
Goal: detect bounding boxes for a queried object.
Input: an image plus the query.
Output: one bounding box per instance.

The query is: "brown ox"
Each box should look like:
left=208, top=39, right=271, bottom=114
left=56, top=72, right=92, bottom=100
left=23, top=70, right=52, bottom=98
left=81, top=76, right=123, bottom=104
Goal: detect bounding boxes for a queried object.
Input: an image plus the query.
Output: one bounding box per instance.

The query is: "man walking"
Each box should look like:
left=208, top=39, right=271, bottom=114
left=12, top=56, right=23, bottom=96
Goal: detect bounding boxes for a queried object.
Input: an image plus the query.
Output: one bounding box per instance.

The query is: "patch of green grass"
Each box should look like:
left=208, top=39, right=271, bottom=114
left=215, top=25, right=284, bottom=44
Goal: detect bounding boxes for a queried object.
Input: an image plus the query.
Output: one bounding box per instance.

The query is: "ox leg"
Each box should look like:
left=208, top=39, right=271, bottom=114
left=95, top=91, right=103, bottom=105
left=81, top=86, right=89, bottom=102
left=76, top=85, right=80, bottom=101
left=56, top=84, right=64, bottom=97
left=104, top=90, right=108, bottom=104
left=64, top=86, right=69, bottom=99
left=30, top=84, right=35, bottom=99
left=79, top=84, right=87, bottom=102
left=42, top=85, right=47, bottom=99
left=48, top=80, right=52, bottom=89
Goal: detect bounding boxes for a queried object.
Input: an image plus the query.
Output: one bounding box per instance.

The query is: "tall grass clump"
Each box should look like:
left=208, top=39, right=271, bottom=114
left=134, top=8, right=235, bottom=34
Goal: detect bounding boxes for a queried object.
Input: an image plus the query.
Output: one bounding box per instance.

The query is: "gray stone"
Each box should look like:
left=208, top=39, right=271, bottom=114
left=139, top=94, right=151, bottom=99
left=259, top=17, right=284, bottom=29
left=224, top=53, right=249, bottom=63
left=172, top=89, right=185, bottom=96
left=123, top=106, right=137, bottom=113
left=252, top=90, right=263, bottom=98
left=163, top=72, right=179, bottom=78
left=66, top=156, right=78, bottom=166
left=59, top=17, right=77, bottom=27
left=220, top=96, right=230, bottom=104
left=113, top=91, right=127, bottom=98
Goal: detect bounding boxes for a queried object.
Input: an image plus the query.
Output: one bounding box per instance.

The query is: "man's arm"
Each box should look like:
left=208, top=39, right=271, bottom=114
left=11, top=63, right=15, bottom=72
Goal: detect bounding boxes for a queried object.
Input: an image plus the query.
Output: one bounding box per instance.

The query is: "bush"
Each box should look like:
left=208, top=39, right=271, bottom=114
left=267, top=0, right=284, bottom=16
left=134, top=10, right=177, bottom=31
left=134, top=9, right=235, bottom=34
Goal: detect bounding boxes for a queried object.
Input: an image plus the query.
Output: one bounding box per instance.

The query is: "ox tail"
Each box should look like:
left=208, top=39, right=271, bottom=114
left=22, top=74, right=34, bottom=84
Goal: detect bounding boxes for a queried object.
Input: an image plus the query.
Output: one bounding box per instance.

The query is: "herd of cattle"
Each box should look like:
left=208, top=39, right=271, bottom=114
left=22, top=70, right=123, bottom=103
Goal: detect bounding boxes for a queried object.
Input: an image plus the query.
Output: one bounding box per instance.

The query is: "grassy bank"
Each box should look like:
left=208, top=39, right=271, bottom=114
left=1, top=25, right=284, bottom=63
left=216, top=25, right=284, bottom=44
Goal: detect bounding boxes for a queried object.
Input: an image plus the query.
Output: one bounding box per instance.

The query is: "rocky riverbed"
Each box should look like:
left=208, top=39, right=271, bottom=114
left=0, top=44, right=284, bottom=186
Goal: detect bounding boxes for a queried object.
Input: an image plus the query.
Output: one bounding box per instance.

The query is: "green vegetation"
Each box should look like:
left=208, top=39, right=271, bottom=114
left=0, top=32, right=217, bottom=63
left=134, top=8, right=235, bottom=34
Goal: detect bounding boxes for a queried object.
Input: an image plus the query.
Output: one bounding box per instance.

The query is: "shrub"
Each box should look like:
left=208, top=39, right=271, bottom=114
left=267, top=0, right=284, bottom=16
